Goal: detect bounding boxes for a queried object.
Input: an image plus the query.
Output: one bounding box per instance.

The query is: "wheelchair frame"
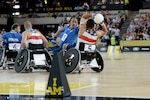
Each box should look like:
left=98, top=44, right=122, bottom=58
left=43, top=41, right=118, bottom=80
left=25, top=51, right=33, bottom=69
left=14, top=48, right=52, bottom=73
left=0, top=46, right=20, bottom=70
left=62, top=42, right=104, bottom=74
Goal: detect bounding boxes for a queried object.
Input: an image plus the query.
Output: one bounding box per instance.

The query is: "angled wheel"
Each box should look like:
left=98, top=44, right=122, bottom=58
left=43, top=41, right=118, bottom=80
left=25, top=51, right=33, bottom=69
left=0, top=48, right=5, bottom=67
left=63, top=48, right=81, bottom=73
left=14, top=49, right=30, bottom=73
left=91, top=49, right=104, bottom=73
left=44, top=49, right=52, bottom=71
left=44, top=49, right=52, bottom=66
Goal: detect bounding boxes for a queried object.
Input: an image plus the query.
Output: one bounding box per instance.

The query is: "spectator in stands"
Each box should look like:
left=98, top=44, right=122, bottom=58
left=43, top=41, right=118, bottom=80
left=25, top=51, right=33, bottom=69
left=21, top=21, right=48, bottom=49
left=105, top=10, right=111, bottom=15
left=76, top=11, right=83, bottom=21
left=0, top=23, right=22, bottom=48
left=58, top=12, right=63, bottom=17
left=102, top=0, right=107, bottom=4
left=97, top=0, right=103, bottom=5
left=111, top=34, right=116, bottom=46
left=52, top=0, right=61, bottom=7
left=83, top=2, right=89, bottom=11
left=28, top=12, right=33, bottom=18
left=135, top=31, right=143, bottom=40
left=143, top=30, right=149, bottom=40
left=52, top=13, right=57, bottom=19
left=46, top=12, right=51, bottom=17
left=125, top=29, right=130, bottom=36
left=113, top=26, right=120, bottom=45
left=32, top=12, right=39, bottom=18
left=46, top=31, right=54, bottom=41
left=1, top=28, right=6, bottom=35
left=129, top=21, right=135, bottom=32
left=121, top=34, right=126, bottom=40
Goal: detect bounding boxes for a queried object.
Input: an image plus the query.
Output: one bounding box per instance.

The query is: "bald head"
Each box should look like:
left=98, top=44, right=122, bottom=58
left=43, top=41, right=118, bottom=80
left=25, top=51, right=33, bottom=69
left=24, top=21, right=32, bottom=29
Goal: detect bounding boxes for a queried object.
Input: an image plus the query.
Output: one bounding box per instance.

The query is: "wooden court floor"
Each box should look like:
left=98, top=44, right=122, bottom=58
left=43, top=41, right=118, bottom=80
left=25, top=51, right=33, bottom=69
left=0, top=52, right=150, bottom=99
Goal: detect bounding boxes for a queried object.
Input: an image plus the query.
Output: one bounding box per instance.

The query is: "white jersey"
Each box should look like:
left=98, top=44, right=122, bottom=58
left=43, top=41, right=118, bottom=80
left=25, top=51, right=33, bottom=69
left=75, top=30, right=98, bottom=49
left=26, top=30, right=43, bottom=47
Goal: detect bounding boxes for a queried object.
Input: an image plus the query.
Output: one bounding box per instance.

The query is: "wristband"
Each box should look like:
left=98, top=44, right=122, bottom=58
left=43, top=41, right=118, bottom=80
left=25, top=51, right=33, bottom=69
left=80, top=18, right=87, bottom=25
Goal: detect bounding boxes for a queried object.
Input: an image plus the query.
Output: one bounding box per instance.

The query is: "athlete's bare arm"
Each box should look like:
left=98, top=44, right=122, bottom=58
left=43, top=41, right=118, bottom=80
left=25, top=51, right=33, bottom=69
left=38, top=31, right=48, bottom=47
left=0, top=38, right=2, bottom=43
left=21, top=31, right=28, bottom=48
left=0, top=38, right=3, bottom=47
left=96, top=24, right=108, bottom=38
left=53, top=28, right=63, bottom=46
left=54, top=29, right=62, bottom=37
left=78, top=23, right=86, bottom=36
left=78, top=13, right=92, bottom=36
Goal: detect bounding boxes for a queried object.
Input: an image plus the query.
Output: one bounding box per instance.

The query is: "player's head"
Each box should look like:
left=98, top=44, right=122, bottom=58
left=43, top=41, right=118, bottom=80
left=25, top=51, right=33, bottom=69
left=11, top=23, right=21, bottom=33
left=24, top=20, right=32, bottom=29
left=86, top=19, right=95, bottom=29
left=69, top=17, right=78, bottom=29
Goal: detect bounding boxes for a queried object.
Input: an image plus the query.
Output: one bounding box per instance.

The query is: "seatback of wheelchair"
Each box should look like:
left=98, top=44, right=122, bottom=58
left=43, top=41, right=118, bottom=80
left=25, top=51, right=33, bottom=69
left=78, top=42, right=97, bottom=61
left=78, top=42, right=104, bottom=72
left=30, top=50, right=49, bottom=67
left=28, top=43, right=52, bottom=67
left=0, top=43, right=21, bottom=69
left=79, top=42, right=96, bottom=53
left=14, top=43, right=52, bottom=73
left=5, top=43, right=21, bottom=61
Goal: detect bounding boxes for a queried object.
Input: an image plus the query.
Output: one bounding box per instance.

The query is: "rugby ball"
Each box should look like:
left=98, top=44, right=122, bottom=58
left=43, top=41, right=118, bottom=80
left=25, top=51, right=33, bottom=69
left=93, top=13, right=104, bottom=24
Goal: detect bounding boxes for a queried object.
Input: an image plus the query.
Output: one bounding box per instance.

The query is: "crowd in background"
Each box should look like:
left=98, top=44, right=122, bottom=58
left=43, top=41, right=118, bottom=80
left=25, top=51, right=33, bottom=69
left=93, top=0, right=124, bottom=5
left=122, top=12, right=150, bottom=40
left=99, top=10, right=127, bottom=46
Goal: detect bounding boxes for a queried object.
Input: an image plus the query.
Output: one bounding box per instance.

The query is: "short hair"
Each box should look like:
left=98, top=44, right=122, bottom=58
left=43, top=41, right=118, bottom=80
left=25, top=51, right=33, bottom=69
left=11, top=23, right=20, bottom=30
left=86, top=19, right=95, bottom=29
left=69, top=16, right=78, bottom=23
left=24, top=21, right=32, bottom=28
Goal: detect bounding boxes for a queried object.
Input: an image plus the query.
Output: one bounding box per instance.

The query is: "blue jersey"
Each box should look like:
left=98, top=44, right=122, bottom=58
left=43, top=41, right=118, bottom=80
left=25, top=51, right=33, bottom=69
left=2, top=31, right=22, bottom=47
left=52, top=25, right=79, bottom=52
left=59, top=25, right=79, bottom=47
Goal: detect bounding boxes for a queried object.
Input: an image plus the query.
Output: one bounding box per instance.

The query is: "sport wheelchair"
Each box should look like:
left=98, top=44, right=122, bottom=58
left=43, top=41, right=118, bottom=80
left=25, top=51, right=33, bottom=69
left=62, top=42, right=104, bottom=73
left=0, top=43, right=21, bottom=69
left=14, top=44, right=52, bottom=73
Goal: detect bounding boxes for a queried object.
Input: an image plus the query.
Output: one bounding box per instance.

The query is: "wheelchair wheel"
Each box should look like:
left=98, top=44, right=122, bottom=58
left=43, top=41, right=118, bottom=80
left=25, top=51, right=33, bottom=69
left=0, top=48, right=4, bottom=67
left=91, top=49, right=104, bottom=73
left=63, top=48, right=81, bottom=73
left=14, top=49, right=30, bottom=73
left=44, top=49, right=52, bottom=65
left=44, top=49, right=52, bottom=71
